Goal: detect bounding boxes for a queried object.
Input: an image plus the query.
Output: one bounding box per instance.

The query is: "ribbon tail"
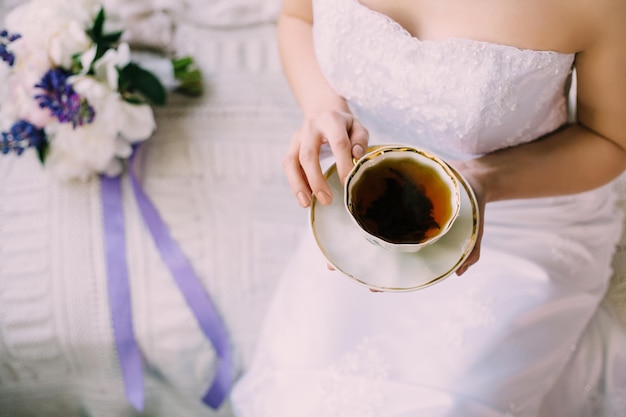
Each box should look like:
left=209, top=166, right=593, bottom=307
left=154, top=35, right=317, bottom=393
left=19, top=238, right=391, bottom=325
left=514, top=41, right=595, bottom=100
left=202, top=347, right=232, bottom=408
left=100, top=175, right=145, bottom=411
left=128, top=155, right=231, bottom=409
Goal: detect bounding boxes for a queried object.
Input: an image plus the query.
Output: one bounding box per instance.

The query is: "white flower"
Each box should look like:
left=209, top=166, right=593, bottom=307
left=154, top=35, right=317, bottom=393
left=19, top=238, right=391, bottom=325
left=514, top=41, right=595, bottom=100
left=116, top=100, right=156, bottom=141
left=0, top=64, right=13, bottom=128
left=48, top=20, right=92, bottom=68
left=70, top=74, right=156, bottom=142
left=93, top=42, right=131, bottom=90
left=46, top=122, right=119, bottom=181
left=44, top=74, right=156, bottom=181
left=5, top=0, right=97, bottom=69
left=79, top=46, right=98, bottom=75
left=0, top=68, right=53, bottom=129
left=1, top=0, right=169, bottom=181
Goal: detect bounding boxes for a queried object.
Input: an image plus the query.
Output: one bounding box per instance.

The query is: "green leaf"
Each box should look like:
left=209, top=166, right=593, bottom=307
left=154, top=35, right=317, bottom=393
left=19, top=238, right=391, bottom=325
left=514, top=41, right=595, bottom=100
left=94, top=43, right=108, bottom=63
left=118, top=63, right=167, bottom=106
left=88, top=7, right=105, bottom=42
left=36, top=140, right=49, bottom=165
left=172, top=56, right=194, bottom=74
left=171, top=56, right=203, bottom=97
left=71, top=52, right=83, bottom=73
left=121, top=95, right=144, bottom=105
left=175, top=69, right=203, bottom=97
left=99, top=31, right=123, bottom=45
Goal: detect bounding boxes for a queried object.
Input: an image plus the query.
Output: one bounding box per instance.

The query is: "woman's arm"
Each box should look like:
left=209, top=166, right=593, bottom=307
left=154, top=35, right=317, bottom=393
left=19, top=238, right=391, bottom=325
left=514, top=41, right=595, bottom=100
left=278, top=1, right=346, bottom=119
left=457, top=0, right=626, bottom=204
left=453, top=1, right=626, bottom=274
left=279, top=0, right=369, bottom=208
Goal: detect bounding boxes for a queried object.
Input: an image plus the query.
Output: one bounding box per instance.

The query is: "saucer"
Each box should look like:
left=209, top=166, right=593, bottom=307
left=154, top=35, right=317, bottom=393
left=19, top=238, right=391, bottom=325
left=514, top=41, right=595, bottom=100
left=310, top=162, right=479, bottom=292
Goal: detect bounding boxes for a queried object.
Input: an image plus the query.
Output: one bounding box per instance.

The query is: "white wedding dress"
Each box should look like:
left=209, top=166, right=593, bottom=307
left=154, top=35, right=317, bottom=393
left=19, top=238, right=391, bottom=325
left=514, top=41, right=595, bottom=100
left=230, top=0, right=626, bottom=416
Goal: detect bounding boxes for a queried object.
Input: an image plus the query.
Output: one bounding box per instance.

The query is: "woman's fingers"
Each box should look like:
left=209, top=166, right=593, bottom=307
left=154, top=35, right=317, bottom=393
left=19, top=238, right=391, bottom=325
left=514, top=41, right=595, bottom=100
left=349, top=118, right=369, bottom=157
left=457, top=221, right=483, bottom=275
left=332, top=115, right=370, bottom=185
left=283, top=131, right=313, bottom=207
left=299, top=119, right=337, bottom=205
left=453, top=167, right=486, bottom=276
left=456, top=240, right=481, bottom=275
left=283, top=110, right=370, bottom=207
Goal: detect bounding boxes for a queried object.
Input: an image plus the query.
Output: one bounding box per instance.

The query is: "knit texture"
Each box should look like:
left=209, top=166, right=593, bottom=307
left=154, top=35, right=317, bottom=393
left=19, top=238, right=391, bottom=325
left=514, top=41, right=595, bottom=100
left=0, top=19, right=304, bottom=416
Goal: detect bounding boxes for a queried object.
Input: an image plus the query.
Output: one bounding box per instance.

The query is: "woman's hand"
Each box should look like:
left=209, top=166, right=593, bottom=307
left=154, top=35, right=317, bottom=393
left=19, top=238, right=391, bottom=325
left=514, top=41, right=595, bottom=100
left=450, top=162, right=487, bottom=276
left=282, top=110, right=369, bottom=208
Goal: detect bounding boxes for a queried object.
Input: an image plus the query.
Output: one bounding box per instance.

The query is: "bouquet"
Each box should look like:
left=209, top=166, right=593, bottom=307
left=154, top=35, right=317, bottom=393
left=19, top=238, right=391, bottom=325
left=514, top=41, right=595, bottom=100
left=0, top=1, right=230, bottom=411
left=0, top=0, right=201, bottom=181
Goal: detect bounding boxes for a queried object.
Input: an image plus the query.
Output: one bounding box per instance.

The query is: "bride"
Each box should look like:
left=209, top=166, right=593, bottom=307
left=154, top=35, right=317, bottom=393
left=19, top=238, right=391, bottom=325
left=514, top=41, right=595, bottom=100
left=231, top=0, right=626, bottom=415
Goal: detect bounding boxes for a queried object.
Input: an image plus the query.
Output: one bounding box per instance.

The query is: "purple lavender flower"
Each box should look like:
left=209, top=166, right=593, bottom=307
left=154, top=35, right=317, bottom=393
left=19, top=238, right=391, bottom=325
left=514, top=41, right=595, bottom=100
left=0, top=29, right=21, bottom=66
left=1, top=120, right=46, bottom=156
left=35, top=68, right=96, bottom=129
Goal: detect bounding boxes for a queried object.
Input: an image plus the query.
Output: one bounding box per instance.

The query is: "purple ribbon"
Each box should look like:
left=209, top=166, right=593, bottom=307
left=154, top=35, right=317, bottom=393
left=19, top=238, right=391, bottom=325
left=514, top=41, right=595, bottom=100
left=101, top=175, right=145, bottom=410
left=100, top=149, right=231, bottom=410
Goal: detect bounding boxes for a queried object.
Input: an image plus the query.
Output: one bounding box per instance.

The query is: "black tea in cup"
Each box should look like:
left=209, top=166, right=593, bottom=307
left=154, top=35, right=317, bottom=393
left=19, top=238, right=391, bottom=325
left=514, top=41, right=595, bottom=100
left=350, top=157, right=454, bottom=244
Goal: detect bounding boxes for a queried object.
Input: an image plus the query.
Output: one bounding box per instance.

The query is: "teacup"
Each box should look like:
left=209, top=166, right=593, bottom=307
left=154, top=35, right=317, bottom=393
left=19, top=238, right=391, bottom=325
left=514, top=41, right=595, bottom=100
left=344, top=145, right=461, bottom=253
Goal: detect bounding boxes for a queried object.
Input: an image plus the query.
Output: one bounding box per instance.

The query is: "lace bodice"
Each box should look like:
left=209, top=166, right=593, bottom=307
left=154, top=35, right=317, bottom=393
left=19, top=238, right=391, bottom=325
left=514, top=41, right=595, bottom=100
left=312, top=0, right=575, bottom=161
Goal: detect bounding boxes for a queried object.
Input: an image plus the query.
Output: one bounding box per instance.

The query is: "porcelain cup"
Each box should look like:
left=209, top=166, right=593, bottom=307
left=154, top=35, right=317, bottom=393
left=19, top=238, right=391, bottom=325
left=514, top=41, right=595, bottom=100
left=344, top=145, right=461, bottom=253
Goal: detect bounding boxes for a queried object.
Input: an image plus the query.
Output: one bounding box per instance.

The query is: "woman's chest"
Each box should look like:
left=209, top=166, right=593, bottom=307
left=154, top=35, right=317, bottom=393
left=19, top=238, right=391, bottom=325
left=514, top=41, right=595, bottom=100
left=356, top=0, right=582, bottom=54
left=312, top=0, right=575, bottom=159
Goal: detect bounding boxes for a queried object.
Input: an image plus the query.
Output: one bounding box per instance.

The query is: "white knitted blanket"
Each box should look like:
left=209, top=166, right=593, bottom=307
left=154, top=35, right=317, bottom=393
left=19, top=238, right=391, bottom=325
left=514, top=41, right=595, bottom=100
left=0, top=4, right=305, bottom=414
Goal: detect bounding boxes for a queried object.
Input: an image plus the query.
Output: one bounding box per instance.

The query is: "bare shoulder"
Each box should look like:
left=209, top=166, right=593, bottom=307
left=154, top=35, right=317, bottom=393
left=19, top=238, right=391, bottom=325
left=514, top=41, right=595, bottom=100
left=572, top=0, right=626, bottom=145
left=563, top=0, right=626, bottom=50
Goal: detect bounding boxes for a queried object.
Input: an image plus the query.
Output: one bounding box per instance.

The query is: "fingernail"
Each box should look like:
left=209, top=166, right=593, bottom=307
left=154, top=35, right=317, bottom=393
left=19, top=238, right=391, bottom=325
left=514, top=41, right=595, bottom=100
left=352, top=144, right=364, bottom=158
left=297, top=191, right=311, bottom=207
left=316, top=190, right=332, bottom=205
